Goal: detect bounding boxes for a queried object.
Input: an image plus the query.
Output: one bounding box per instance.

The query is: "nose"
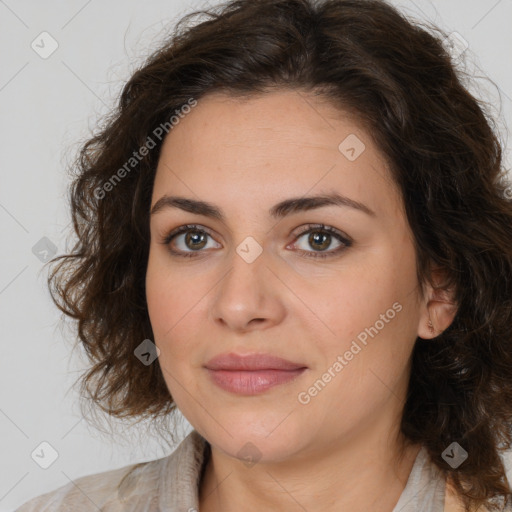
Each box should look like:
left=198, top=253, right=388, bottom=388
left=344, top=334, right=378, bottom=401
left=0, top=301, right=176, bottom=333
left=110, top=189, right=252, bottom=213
left=210, top=245, right=287, bottom=333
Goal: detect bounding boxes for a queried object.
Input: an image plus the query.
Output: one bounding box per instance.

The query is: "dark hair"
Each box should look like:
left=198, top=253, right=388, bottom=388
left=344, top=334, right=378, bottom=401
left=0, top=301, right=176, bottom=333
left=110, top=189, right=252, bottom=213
left=47, top=0, right=512, bottom=509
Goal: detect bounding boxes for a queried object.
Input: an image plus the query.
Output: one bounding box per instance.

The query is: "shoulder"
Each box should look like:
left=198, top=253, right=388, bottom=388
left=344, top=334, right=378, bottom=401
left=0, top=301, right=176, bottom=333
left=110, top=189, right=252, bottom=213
left=444, top=446, right=512, bottom=512
left=15, top=457, right=165, bottom=512
left=15, top=430, right=208, bottom=512
left=503, top=446, right=512, bottom=489
left=444, top=481, right=469, bottom=512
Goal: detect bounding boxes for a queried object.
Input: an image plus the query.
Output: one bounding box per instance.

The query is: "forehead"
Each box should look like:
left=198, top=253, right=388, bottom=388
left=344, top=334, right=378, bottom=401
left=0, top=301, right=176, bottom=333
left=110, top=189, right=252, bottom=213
left=152, top=90, right=403, bottom=221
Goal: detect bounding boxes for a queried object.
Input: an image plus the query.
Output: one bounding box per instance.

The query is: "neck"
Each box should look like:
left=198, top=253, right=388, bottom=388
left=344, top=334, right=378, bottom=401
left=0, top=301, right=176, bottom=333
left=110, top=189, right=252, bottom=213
left=198, top=422, right=422, bottom=512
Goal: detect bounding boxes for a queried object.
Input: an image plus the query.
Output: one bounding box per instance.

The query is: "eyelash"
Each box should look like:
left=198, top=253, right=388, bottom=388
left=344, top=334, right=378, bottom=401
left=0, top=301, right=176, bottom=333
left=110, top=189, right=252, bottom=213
left=160, top=223, right=352, bottom=259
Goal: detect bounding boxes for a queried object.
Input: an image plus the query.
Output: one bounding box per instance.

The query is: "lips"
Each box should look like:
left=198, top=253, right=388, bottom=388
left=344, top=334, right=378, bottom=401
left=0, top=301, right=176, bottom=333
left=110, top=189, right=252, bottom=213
left=204, top=352, right=308, bottom=395
left=204, top=352, right=307, bottom=371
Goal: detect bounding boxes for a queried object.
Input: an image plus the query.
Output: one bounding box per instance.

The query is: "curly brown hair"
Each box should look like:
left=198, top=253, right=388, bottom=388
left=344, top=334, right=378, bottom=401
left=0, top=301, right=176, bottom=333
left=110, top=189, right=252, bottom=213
left=46, top=0, right=512, bottom=510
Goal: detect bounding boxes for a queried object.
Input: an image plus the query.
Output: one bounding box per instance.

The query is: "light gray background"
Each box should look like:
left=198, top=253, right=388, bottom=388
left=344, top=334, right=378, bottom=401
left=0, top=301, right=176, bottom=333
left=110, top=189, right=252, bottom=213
left=1, top=1, right=511, bottom=510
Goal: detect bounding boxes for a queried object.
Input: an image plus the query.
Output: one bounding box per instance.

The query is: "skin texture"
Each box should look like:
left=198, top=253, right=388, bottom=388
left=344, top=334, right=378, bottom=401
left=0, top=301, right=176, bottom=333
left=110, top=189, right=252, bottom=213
left=145, top=90, right=457, bottom=511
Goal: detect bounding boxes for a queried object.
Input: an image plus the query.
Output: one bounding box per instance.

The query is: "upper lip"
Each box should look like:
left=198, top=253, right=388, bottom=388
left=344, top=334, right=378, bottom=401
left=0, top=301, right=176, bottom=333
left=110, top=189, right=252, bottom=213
left=205, top=352, right=307, bottom=371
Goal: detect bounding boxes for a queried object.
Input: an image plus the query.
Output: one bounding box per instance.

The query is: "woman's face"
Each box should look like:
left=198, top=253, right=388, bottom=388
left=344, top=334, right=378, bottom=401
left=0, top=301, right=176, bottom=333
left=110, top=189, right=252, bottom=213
left=146, top=90, right=428, bottom=462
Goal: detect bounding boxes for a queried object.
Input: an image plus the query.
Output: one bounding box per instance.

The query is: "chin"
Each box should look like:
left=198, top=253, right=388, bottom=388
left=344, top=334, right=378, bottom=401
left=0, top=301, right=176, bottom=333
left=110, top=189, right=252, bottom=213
left=197, top=414, right=309, bottom=463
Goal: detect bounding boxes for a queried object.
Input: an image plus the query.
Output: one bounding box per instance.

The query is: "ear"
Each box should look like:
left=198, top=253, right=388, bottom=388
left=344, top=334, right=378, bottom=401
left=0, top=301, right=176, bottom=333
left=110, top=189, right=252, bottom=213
left=417, top=266, right=458, bottom=340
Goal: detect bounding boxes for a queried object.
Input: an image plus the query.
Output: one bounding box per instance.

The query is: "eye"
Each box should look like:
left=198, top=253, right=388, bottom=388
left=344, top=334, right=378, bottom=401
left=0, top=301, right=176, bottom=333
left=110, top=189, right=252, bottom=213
left=160, top=223, right=352, bottom=260
left=289, top=224, right=352, bottom=259
left=161, top=224, right=221, bottom=258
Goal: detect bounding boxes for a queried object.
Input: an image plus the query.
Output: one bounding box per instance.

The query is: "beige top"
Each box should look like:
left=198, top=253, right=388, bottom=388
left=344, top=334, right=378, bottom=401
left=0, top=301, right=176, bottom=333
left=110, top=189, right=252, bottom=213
left=15, top=430, right=512, bottom=512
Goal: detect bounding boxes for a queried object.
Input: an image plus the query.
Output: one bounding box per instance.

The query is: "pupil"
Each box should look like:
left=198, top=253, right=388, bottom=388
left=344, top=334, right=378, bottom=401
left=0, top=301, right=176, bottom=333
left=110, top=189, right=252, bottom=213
left=186, top=231, right=206, bottom=250
left=309, top=232, right=330, bottom=251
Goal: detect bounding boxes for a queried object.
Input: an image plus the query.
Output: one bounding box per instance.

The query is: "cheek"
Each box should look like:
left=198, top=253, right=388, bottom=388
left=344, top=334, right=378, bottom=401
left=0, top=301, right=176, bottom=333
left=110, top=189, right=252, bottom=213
left=146, top=255, right=174, bottom=337
left=315, top=241, right=419, bottom=374
left=145, top=251, right=211, bottom=368
left=312, top=252, right=412, bottom=336
left=145, top=257, right=205, bottom=407
left=300, top=278, right=418, bottom=431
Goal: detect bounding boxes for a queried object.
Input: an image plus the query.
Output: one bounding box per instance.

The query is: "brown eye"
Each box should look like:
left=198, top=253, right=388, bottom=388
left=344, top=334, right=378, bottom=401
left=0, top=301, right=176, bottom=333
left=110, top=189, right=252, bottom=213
left=184, top=230, right=208, bottom=250
left=290, top=224, right=352, bottom=259
left=307, top=231, right=332, bottom=251
left=162, top=224, right=221, bottom=258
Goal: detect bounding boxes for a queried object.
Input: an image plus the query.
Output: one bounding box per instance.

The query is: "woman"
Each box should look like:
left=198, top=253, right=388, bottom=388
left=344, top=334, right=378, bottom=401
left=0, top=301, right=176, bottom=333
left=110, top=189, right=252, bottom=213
left=16, top=0, right=512, bottom=511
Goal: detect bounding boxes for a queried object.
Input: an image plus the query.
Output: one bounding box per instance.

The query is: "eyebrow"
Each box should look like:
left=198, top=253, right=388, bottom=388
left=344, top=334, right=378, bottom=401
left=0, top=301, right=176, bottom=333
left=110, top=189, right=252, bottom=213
left=150, top=192, right=376, bottom=220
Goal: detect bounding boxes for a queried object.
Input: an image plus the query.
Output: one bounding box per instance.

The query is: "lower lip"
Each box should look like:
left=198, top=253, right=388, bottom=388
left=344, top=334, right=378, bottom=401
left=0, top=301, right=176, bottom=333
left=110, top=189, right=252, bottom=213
left=206, top=368, right=307, bottom=395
